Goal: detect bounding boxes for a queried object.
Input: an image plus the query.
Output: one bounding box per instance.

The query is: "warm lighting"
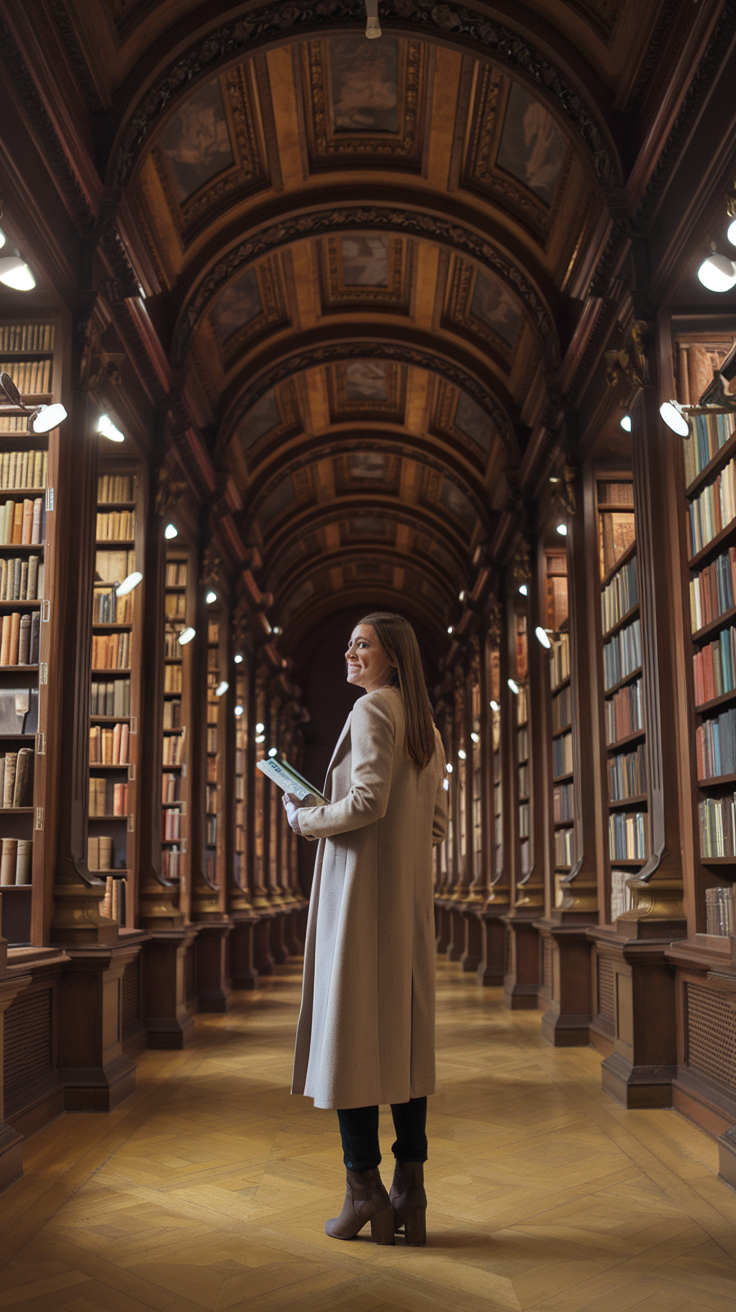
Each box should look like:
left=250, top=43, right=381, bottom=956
left=365, top=0, right=381, bottom=37
left=164, top=523, right=178, bottom=540
left=458, top=590, right=466, bottom=602
left=447, top=625, right=454, bottom=635
left=490, top=699, right=499, bottom=711
left=268, top=746, right=278, bottom=758
left=535, top=626, right=552, bottom=649
left=549, top=475, right=560, bottom=484
left=0, top=228, right=5, bottom=250
left=458, top=749, right=467, bottom=760
left=215, top=681, right=229, bottom=697
left=98, top=413, right=124, bottom=443
left=659, top=399, right=690, bottom=436
left=116, top=571, right=143, bottom=597
left=0, top=257, right=35, bottom=291
left=29, top=403, right=66, bottom=433
left=178, top=626, right=195, bottom=645
left=234, top=704, right=244, bottom=716
left=255, top=734, right=265, bottom=744
left=272, top=625, right=282, bottom=636
left=255, top=722, right=264, bottom=733
left=443, top=778, right=449, bottom=791
left=519, top=584, right=528, bottom=596
left=728, top=218, right=736, bottom=248
left=698, top=250, right=736, bottom=292
left=620, top=414, right=632, bottom=432
left=206, top=590, right=217, bottom=604
left=446, top=763, right=453, bottom=773
left=556, top=523, right=568, bottom=536
left=508, top=678, right=519, bottom=694
left=471, top=732, right=479, bottom=743
left=234, top=653, right=243, bottom=664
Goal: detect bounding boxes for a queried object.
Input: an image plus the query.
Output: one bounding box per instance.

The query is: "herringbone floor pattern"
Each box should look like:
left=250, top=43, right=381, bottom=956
left=1, top=959, right=736, bottom=1310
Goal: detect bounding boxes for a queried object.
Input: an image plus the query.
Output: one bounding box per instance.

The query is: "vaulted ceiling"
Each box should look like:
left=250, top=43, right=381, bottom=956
left=32, top=0, right=722, bottom=654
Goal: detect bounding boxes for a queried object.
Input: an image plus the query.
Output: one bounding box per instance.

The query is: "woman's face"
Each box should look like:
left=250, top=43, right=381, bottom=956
left=345, top=624, right=393, bottom=692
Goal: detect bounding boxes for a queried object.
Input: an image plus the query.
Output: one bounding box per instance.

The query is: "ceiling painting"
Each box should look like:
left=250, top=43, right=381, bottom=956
left=327, top=361, right=406, bottom=424
left=232, top=380, right=301, bottom=459
left=430, top=378, right=497, bottom=464
left=317, top=235, right=412, bottom=314
left=334, top=451, right=402, bottom=496
left=206, top=256, right=290, bottom=368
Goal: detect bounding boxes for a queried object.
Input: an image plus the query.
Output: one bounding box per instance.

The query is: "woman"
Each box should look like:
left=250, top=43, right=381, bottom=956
left=284, top=612, right=447, bottom=1247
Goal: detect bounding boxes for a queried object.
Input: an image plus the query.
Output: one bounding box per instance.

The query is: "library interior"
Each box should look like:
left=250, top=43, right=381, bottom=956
left=2, top=0, right=736, bottom=1307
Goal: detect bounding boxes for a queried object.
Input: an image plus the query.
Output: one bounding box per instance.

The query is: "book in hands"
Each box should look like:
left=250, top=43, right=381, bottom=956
left=257, top=756, right=327, bottom=806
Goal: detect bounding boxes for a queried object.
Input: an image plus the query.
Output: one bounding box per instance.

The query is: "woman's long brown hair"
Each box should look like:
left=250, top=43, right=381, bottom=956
left=358, top=612, right=436, bottom=770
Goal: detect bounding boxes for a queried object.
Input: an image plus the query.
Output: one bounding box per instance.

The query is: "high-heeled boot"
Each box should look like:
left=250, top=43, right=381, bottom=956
left=390, top=1160, right=427, bottom=1245
left=325, top=1166, right=395, bottom=1243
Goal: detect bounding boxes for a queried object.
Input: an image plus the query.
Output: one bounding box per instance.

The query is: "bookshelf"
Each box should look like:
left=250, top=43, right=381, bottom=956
left=546, top=548, right=573, bottom=909
left=471, top=675, right=482, bottom=888
left=489, top=645, right=502, bottom=886
left=89, top=460, right=142, bottom=926
left=234, top=664, right=248, bottom=893
left=0, top=319, right=59, bottom=947
left=205, top=610, right=226, bottom=895
left=595, top=473, right=647, bottom=923
left=161, top=547, right=193, bottom=917
left=515, top=608, right=530, bottom=884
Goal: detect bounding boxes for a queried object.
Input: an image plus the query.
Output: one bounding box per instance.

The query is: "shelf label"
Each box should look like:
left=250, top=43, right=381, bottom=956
left=181, top=838, right=187, bottom=854
left=181, top=800, right=187, bottom=816
left=128, top=763, right=135, bottom=781
left=130, top=716, right=137, bottom=734
left=45, top=487, right=54, bottom=512
left=42, top=600, right=50, bottom=623
left=35, top=806, right=43, bottom=830
left=182, top=762, right=187, bottom=777
left=40, top=662, right=48, bottom=685
left=127, top=814, right=135, bottom=832
left=36, top=731, right=45, bottom=755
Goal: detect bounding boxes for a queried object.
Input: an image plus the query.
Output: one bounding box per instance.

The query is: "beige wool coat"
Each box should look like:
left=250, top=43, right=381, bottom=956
left=291, top=685, right=447, bottom=1110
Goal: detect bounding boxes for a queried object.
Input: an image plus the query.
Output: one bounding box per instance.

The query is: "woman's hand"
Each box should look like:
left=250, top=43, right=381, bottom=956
left=283, top=792, right=303, bottom=833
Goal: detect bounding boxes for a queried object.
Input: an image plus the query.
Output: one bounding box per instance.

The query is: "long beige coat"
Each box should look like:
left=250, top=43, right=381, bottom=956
left=292, top=685, right=447, bottom=1110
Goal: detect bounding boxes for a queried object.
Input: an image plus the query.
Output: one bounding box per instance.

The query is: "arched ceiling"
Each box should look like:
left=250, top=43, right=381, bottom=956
left=54, top=0, right=700, bottom=657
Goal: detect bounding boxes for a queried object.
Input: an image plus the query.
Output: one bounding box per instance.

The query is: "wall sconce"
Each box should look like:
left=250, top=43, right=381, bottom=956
left=215, top=681, right=229, bottom=697
left=98, top=413, right=124, bottom=443
left=535, top=626, right=552, bottom=649
left=0, top=256, right=35, bottom=290
left=0, top=372, right=67, bottom=432
left=116, top=571, right=143, bottom=597
left=508, top=678, right=520, bottom=694
left=698, top=243, right=736, bottom=292
left=234, top=653, right=243, bottom=664
left=164, top=523, right=178, bottom=539
left=178, top=626, right=195, bottom=645
left=206, top=590, right=217, bottom=604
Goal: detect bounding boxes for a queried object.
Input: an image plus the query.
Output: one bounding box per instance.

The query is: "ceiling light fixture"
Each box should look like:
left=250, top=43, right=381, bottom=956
left=535, top=626, right=552, bottom=649
left=234, top=653, right=243, bottom=664
left=659, top=399, right=690, bottom=436
left=98, top=413, right=124, bottom=443
left=215, top=681, right=229, bottom=697
left=365, top=0, right=381, bottom=37
left=620, top=414, right=632, bottom=432
left=116, top=571, right=143, bottom=597
left=508, top=678, right=519, bottom=694
left=447, top=625, right=454, bottom=635
left=164, top=523, right=178, bottom=540
left=519, top=584, right=528, bottom=596
left=178, top=626, right=195, bottom=645
left=0, top=256, right=35, bottom=291
left=698, top=245, right=736, bottom=293
left=206, top=590, right=217, bottom=604
left=458, top=590, right=466, bottom=602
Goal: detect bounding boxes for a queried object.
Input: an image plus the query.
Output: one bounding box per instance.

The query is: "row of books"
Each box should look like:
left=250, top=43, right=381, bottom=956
left=206, top=755, right=218, bottom=783
left=89, top=779, right=128, bottom=816
left=206, top=816, right=217, bottom=845
left=0, top=450, right=47, bottom=490
left=91, top=678, right=130, bottom=718
left=163, top=809, right=182, bottom=840
left=163, top=699, right=181, bottom=730
left=0, top=496, right=44, bottom=545
left=519, top=801, right=529, bottom=838
left=554, top=827, right=574, bottom=868
left=516, top=687, right=528, bottom=725
left=608, top=744, right=646, bottom=801
left=683, top=411, right=735, bottom=485
left=0, top=323, right=54, bottom=352
left=689, top=546, right=736, bottom=633
left=87, top=835, right=117, bottom=870
left=162, top=847, right=182, bottom=880
left=610, top=869, right=634, bottom=922
left=692, top=622, right=736, bottom=706
left=550, top=632, right=570, bottom=689
left=553, top=731, right=573, bottom=780
left=552, top=683, right=571, bottom=733
left=601, top=553, right=639, bottom=634
left=698, top=792, right=736, bottom=857
left=92, top=632, right=130, bottom=670
left=165, top=562, right=187, bottom=587
left=0, top=838, right=31, bottom=885
left=553, top=781, right=574, bottom=822
left=93, top=587, right=132, bottom=626
left=599, top=510, right=635, bottom=578
left=96, top=510, right=134, bottom=541
left=164, top=664, right=182, bottom=693
left=95, top=549, right=135, bottom=585
left=89, top=722, right=129, bottom=765
left=517, top=725, right=529, bottom=762
left=705, top=886, right=735, bottom=936
left=207, top=726, right=218, bottom=753
left=162, top=772, right=181, bottom=803
left=605, top=676, right=644, bottom=745
left=0, top=612, right=39, bottom=665
left=163, top=731, right=185, bottom=765
left=0, top=358, right=52, bottom=394
left=608, top=811, right=646, bottom=860
left=687, top=454, right=736, bottom=555
left=0, top=748, right=33, bottom=806
left=0, top=555, right=43, bottom=601
left=603, top=617, right=642, bottom=691
left=164, top=629, right=184, bottom=658
left=101, top=877, right=125, bottom=923
left=696, top=707, right=736, bottom=780
left=97, top=474, right=135, bottom=503
left=165, top=592, right=186, bottom=619
left=206, top=783, right=217, bottom=813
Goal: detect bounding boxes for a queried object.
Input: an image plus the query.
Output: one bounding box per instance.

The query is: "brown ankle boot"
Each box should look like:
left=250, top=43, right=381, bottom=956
left=325, top=1166, right=395, bottom=1243
left=390, top=1160, right=427, bottom=1245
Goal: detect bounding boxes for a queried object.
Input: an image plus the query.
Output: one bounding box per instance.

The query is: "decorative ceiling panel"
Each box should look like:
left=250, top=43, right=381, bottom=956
left=317, top=234, right=413, bottom=315
left=326, top=361, right=406, bottom=424
left=333, top=451, right=402, bottom=496
left=442, top=257, right=522, bottom=366
left=299, top=36, right=429, bottom=173
left=233, top=379, right=301, bottom=460
left=207, top=255, right=290, bottom=367
left=430, top=378, right=498, bottom=464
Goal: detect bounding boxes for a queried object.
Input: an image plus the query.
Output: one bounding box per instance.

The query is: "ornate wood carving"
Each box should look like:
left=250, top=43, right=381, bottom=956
left=441, top=256, right=519, bottom=368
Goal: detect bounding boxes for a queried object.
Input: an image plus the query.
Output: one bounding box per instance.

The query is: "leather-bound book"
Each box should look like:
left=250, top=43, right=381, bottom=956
left=27, top=554, right=38, bottom=600
left=1, top=838, right=18, bottom=885
left=87, top=836, right=99, bottom=870
left=13, top=746, right=33, bottom=806
left=0, top=614, right=10, bottom=666
left=29, top=611, right=40, bottom=664
left=2, top=751, right=16, bottom=807
left=9, top=611, right=20, bottom=665
left=12, top=500, right=23, bottom=544
left=17, top=612, right=31, bottom=665
left=21, top=498, right=33, bottom=545
left=99, top=836, right=114, bottom=870
left=15, top=839, right=32, bottom=884
left=31, top=497, right=43, bottom=545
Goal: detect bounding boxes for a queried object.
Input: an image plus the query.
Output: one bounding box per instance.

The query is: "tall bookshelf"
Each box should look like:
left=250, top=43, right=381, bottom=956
left=595, top=474, right=647, bottom=922
left=205, top=610, right=226, bottom=895
left=0, top=320, right=58, bottom=946
left=515, top=608, right=530, bottom=882
left=489, top=645, right=502, bottom=883
left=161, top=546, right=193, bottom=917
left=547, top=548, right=573, bottom=908
left=234, top=663, right=248, bottom=892
left=89, top=461, right=143, bottom=927
left=471, top=675, right=482, bottom=886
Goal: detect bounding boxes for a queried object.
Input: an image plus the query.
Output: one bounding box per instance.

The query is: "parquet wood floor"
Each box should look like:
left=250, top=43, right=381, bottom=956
left=1, top=959, right=736, bottom=1311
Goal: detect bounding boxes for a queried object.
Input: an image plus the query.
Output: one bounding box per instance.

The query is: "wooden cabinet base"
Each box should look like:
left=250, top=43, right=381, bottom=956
left=448, top=907, right=465, bottom=962
left=230, top=915, right=259, bottom=990
left=57, top=944, right=142, bottom=1111
left=478, top=910, right=507, bottom=985
left=537, top=922, right=593, bottom=1047
left=460, top=907, right=483, bottom=973
left=269, top=911, right=289, bottom=965
left=143, top=929, right=198, bottom=1048
left=435, top=903, right=451, bottom=954
left=502, top=914, right=541, bottom=1009
left=195, top=922, right=232, bottom=1013
left=591, top=930, right=677, bottom=1109
left=254, top=915, right=275, bottom=976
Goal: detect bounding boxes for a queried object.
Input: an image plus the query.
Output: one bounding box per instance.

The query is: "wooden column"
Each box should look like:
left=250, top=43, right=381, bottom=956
left=447, top=661, right=468, bottom=962
left=462, top=637, right=485, bottom=973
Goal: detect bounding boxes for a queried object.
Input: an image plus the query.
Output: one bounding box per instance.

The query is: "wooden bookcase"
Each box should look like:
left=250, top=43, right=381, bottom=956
left=234, top=664, right=248, bottom=892
left=546, top=548, right=573, bottom=908
left=514, top=608, right=530, bottom=883
left=89, top=459, right=143, bottom=927
left=594, top=473, right=647, bottom=923
left=471, top=675, right=482, bottom=886
left=0, top=319, right=59, bottom=946
left=205, top=609, right=226, bottom=895
left=489, top=646, right=502, bottom=884
left=162, top=546, right=194, bottom=918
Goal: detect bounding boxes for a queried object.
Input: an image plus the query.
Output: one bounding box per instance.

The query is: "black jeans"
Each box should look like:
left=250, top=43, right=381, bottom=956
left=337, top=1096, right=427, bottom=1171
